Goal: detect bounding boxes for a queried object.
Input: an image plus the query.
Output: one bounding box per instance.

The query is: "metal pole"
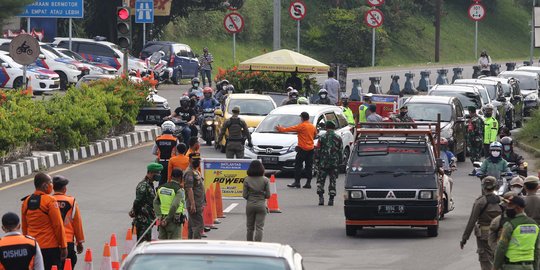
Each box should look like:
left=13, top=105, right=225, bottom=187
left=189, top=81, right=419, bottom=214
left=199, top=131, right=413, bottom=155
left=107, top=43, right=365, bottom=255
left=475, top=21, right=478, bottom=59
left=233, top=33, right=236, bottom=64
left=372, top=28, right=375, bottom=67
left=143, top=23, right=146, bottom=47
left=123, top=49, right=129, bottom=75
left=27, top=18, right=30, bottom=33
left=435, top=0, right=441, bottom=62
left=531, top=0, right=536, bottom=63
left=297, top=20, right=300, bottom=52
left=273, top=0, right=281, bottom=50
left=22, top=65, right=27, bottom=88
left=69, top=18, right=72, bottom=51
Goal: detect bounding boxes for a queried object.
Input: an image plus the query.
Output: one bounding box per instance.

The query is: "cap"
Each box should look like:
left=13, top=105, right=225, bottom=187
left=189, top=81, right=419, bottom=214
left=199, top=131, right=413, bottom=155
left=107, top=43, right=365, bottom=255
left=232, top=106, right=240, bottom=113
left=325, top=120, right=336, bottom=129
left=52, top=175, right=69, bottom=189
left=510, top=176, right=524, bottom=187
left=524, top=176, right=540, bottom=184
left=468, top=106, right=476, bottom=112
left=189, top=152, right=201, bottom=160
left=2, top=212, right=20, bottom=227
left=400, top=105, right=408, bottom=110
left=503, top=196, right=526, bottom=208
left=500, top=191, right=518, bottom=206
left=147, top=162, right=163, bottom=172
left=481, top=176, right=497, bottom=190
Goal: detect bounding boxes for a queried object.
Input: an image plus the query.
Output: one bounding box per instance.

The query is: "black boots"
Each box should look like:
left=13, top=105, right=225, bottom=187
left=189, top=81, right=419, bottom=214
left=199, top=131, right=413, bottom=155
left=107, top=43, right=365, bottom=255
left=328, top=196, right=334, bottom=206
left=303, top=179, right=311, bottom=189
left=287, top=181, right=301, bottom=188
left=319, top=194, right=324, bottom=205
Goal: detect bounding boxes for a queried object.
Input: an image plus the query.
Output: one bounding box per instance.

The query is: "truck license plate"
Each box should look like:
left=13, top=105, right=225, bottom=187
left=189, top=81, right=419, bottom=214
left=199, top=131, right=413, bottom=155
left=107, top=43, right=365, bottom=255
left=378, top=205, right=405, bottom=214
left=258, top=156, right=278, bottom=165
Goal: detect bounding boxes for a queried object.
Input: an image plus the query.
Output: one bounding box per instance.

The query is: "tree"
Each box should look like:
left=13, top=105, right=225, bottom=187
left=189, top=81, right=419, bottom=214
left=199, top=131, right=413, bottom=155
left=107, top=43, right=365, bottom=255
left=0, top=0, right=34, bottom=26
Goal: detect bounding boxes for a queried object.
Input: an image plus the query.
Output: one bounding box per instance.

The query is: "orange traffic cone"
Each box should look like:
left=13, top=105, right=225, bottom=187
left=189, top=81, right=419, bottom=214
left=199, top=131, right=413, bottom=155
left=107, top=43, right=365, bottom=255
left=110, top=234, right=120, bottom=270
left=123, top=228, right=134, bottom=257
left=63, top=259, right=72, bottom=270
left=214, top=182, right=225, bottom=218
left=203, top=189, right=215, bottom=229
left=84, top=248, right=93, bottom=270
left=51, top=266, right=58, bottom=270
left=182, top=217, right=189, bottom=239
left=267, top=174, right=282, bottom=213
left=210, top=184, right=220, bottom=224
left=100, top=243, right=112, bottom=270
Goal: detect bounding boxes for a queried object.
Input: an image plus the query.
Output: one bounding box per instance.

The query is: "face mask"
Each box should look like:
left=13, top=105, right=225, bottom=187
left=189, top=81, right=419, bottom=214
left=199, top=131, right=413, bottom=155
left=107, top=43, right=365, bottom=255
left=152, top=174, right=161, bottom=182
left=485, top=112, right=492, bottom=117
left=192, top=160, right=200, bottom=168
left=503, top=145, right=511, bottom=152
left=320, top=94, right=327, bottom=99
left=506, top=208, right=517, bottom=218
left=512, top=187, right=523, bottom=194
left=193, top=83, right=199, bottom=87
left=45, top=183, right=53, bottom=194
left=400, top=112, right=407, bottom=117
left=491, top=151, right=501, bottom=157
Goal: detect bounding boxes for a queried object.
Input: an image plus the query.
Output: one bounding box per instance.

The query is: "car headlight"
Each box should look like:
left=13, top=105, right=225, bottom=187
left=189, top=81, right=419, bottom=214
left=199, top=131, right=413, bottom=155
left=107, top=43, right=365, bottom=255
left=349, top=190, right=364, bottom=199
left=34, top=74, right=49, bottom=80
left=287, top=143, right=297, bottom=153
left=524, top=94, right=538, bottom=101
left=67, top=64, right=78, bottom=70
left=163, top=101, right=169, bottom=109
left=205, top=120, right=214, bottom=126
left=419, top=190, right=434, bottom=200
left=91, top=66, right=105, bottom=74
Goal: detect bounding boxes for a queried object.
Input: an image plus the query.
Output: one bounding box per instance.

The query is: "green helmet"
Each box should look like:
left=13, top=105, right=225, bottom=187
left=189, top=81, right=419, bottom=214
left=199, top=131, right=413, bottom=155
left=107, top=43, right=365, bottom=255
left=297, top=97, right=309, bottom=105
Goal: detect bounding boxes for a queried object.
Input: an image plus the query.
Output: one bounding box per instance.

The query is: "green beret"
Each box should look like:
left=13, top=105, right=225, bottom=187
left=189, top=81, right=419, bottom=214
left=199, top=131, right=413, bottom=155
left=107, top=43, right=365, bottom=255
left=325, top=120, right=336, bottom=129
left=147, top=162, right=163, bottom=172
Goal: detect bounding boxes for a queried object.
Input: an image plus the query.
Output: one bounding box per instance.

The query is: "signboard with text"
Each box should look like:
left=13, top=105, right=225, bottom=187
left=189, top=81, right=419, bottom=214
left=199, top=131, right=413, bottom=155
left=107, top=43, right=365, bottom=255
left=20, top=0, right=84, bottom=18
left=202, top=158, right=252, bottom=198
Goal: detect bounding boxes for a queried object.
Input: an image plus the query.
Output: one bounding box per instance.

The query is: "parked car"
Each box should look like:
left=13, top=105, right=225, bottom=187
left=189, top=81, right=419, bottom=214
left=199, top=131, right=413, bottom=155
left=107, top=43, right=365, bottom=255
left=245, top=104, right=355, bottom=172
left=121, top=240, right=304, bottom=270
left=501, top=69, right=540, bottom=116
left=454, top=78, right=502, bottom=101
left=140, top=41, right=199, bottom=84
left=0, top=51, right=60, bottom=94
left=481, top=76, right=524, bottom=128
left=215, top=94, right=277, bottom=152
left=55, top=47, right=117, bottom=75
left=402, top=95, right=466, bottom=162
left=53, top=37, right=147, bottom=74
left=428, top=84, right=486, bottom=117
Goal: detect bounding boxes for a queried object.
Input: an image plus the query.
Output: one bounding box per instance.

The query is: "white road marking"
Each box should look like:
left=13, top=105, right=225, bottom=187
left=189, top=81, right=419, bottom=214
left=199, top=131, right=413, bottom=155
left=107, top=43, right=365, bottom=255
left=223, top=203, right=239, bottom=213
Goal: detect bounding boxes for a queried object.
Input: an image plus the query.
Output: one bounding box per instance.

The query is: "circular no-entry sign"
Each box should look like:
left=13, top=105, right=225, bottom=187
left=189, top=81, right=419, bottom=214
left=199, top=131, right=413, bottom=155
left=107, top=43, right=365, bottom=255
left=223, top=12, right=245, bottom=34
left=289, top=1, right=307, bottom=21
left=364, top=9, right=384, bottom=28
left=468, top=3, right=486, bottom=21
left=366, top=0, right=384, bottom=7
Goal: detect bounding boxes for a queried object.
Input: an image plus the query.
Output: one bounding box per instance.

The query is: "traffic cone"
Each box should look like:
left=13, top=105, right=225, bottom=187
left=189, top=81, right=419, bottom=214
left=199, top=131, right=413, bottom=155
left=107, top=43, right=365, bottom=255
left=123, top=228, right=134, bottom=257
left=84, top=248, right=93, bottom=270
left=110, top=234, right=120, bottom=270
left=210, top=184, right=220, bottom=224
left=121, top=254, right=128, bottom=263
left=182, top=218, right=189, bottom=239
left=100, top=243, right=112, bottom=270
left=63, top=259, right=72, bottom=270
left=214, top=182, right=225, bottom=218
left=203, top=189, right=215, bottom=229
left=267, top=174, right=282, bottom=213
left=51, top=266, right=58, bottom=270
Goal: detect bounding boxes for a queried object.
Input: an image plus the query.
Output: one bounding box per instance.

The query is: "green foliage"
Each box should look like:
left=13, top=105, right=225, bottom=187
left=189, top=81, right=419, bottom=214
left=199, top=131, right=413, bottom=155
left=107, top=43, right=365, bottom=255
left=0, top=0, right=34, bottom=27
left=517, top=109, right=540, bottom=149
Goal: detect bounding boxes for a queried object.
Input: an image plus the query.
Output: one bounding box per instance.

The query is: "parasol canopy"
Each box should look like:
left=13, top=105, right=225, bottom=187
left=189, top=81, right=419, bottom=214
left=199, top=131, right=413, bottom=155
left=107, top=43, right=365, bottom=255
left=238, top=49, right=329, bottom=73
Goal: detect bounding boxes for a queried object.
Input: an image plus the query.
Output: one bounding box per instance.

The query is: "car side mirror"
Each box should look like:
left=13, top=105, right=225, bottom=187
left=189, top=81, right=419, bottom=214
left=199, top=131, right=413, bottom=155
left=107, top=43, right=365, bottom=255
left=435, top=158, right=443, bottom=168
left=38, top=54, right=46, bottom=60
left=195, top=54, right=199, bottom=58
left=215, top=109, right=223, bottom=117
left=1, top=63, right=8, bottom=68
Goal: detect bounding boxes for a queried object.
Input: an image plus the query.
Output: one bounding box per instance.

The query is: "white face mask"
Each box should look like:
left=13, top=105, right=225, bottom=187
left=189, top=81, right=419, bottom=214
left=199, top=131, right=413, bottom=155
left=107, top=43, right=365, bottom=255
left=491, top=151, right=500, bottom=157
left=320, top=94, right=327, bottom=99
left=512, top=187, right=523, bottom=194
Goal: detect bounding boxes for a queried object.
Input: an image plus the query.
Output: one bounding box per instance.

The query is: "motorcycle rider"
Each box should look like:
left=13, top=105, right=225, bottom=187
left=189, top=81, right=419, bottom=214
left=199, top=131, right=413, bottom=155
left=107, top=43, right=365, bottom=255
left=152, top=121, right=178, bottom=186
left=215, top=80, right=230, bottom=103
left=500, top=136, right=527, bottom=177
left=189, top=77, right=203, bottom=99
left=440, top=138, right=457, bottom=174
left=315, top=89, right=332, bottom=105
left=188, top=93, right=200, bottom=138
left=198, top=87, right=220, bottom=112
left=478, top=142, right=512, bottom=180
left=281, top=89, right=299, bottom=106
left=167, top=96, right=197, bottom=143
left=219, top=85, right=235, bottom=109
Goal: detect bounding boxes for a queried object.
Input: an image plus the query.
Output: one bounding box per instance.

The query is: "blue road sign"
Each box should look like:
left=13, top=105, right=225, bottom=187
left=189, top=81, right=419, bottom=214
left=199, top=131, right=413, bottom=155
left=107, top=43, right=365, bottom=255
left=135, top=0, right=154, bottom=24
left=19, top=0, right=84, bottom=18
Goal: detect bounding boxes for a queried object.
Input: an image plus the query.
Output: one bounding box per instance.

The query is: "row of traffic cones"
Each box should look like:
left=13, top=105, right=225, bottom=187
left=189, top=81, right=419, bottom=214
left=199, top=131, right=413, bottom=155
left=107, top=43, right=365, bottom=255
left=203, top=182, right=224, bottom=232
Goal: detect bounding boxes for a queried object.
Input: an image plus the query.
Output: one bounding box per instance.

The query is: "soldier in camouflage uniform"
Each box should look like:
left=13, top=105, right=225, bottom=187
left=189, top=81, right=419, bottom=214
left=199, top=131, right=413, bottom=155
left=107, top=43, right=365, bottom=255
left=467, top=106, right=484, bottom=163
left=390, top=106, right=416, bottom=129
left=316, top=121, right=343, bottom=206
left=131, top=162, right=162, bottom=242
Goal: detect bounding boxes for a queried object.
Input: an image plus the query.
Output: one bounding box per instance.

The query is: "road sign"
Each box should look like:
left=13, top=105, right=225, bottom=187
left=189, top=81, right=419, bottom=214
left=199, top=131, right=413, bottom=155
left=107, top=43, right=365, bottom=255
left=468, top=3, right=486, bottom=21
left=19, top=0, right=84, bottom=18
left=364, top=9, right=384, bottom=28
left=136, top=0, right=154, bottom=23
left=366, top=0, right=385, bottom=7
left=223, top=12, right=245, bottom=34
left=9, top=34, right=40, bottom=65
left=289, top=1, right=307, bottom=21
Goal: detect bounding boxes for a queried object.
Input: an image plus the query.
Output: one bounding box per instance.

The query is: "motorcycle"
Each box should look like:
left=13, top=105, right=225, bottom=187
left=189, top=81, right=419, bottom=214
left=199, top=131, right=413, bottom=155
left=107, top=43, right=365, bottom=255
left=473, top=161, right=517, bottom=195
left=168, top=117, right=189, bottom=143
left=146, top=56, right=173, bottom=88
left=200, top=108, right=216, bottom=146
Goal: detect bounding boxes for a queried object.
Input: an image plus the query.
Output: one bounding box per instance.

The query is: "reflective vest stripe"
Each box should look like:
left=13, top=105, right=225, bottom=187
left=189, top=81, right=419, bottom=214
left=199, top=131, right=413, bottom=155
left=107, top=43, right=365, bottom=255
left=158, top=187, right=184, bottom=215
left=483, top=117, right=498, bottom=144
left=506, top=223, right=539, bottom=262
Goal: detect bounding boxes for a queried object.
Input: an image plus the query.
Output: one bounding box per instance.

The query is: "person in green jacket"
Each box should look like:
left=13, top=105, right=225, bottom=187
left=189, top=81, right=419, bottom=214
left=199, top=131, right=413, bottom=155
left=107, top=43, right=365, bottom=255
left=153, top=168, right=186, bottom=240
left=341, top=95, right=355, bottom=126
left=479, top=142, right=511, bottom=180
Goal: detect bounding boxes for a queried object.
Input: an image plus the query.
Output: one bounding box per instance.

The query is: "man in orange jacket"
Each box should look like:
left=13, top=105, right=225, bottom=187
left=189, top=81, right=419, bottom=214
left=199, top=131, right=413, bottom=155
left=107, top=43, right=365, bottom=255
left=153, top=121, right=179, bottom=186
left=0, top=212, right=44, bottom=270
left=168, top=143, right=190, bottom=181
left=21, top=172, right=67, bottom=270
left=52, top=176, right=85, bottom=269
left=276, top=111, right=317, bottom=188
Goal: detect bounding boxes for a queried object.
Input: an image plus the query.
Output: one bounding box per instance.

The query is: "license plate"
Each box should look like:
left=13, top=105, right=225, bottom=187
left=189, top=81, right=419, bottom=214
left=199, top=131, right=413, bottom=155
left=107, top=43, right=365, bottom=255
left=378, top=205, right=405, bottom=214
left=258, top=156, right=278, bottom=165
left=145, top=115, right=159, bottom=121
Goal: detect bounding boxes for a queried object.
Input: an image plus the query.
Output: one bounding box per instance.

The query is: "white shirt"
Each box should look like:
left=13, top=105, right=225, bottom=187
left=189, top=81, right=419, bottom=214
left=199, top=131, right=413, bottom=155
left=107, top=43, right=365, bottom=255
left=323, top=77, right=340, bottom=104
left=478, top=56, right=491, bottom=71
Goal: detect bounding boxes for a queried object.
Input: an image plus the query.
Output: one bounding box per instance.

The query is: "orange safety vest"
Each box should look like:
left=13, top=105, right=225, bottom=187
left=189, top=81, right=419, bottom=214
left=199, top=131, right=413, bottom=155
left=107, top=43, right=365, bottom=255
left=53, top=193, right=84, bottom=244
left=21, top=191, right=67, bottom=249
left=156, top=134, right=178, bottom=160
left=0, top=234, right=37, bottom=270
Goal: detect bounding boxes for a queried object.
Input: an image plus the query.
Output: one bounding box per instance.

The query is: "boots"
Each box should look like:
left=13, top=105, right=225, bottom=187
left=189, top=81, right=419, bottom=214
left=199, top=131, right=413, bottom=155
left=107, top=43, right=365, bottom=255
left=328, top=196, right=334, bottom=206
left=303, top=179, right=311, bottom=189
left=318, top=194, right=324, bottom=206
left=287, top=181, right=301, bottom=188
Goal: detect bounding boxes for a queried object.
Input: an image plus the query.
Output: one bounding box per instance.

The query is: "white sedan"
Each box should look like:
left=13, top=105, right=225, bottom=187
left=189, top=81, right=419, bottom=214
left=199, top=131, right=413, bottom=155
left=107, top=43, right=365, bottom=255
left=0, top=52, right=60, bottom=93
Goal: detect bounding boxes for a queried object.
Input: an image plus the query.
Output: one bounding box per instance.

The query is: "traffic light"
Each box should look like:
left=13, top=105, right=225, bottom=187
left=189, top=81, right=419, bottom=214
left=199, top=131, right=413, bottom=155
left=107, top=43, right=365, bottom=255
left=116, top=7, right=131, bottom=49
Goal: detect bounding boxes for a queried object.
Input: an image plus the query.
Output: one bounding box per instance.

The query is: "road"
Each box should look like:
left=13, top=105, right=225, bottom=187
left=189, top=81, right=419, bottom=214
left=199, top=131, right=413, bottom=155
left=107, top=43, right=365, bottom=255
left=0, top=83, right=535, bottom=270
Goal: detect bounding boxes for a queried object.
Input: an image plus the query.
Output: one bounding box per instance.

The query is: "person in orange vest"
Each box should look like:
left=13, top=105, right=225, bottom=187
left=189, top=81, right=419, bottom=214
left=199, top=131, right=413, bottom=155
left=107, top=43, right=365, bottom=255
left=52, top=176, right=84, bottom=269
left=168, top=143, right=190, bottom=181
left=0, top=212, right=44, bottom=270
left=21, top=172, right=67, bottom=270
left=153, top=121, right=179, bottom=186
left=185, top=136, right=200, bottom=157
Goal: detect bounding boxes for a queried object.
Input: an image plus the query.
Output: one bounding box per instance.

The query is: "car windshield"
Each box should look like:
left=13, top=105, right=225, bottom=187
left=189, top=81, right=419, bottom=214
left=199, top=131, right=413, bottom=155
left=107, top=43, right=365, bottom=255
left=405, top=103, right=452, bottom=122
left=430, top=90, right=481, bottom=109
left=478, top=89, right=490, bottom=105
left=256, top=114, right=314, bottom=133
left=41, top=45, right=63, bottom=58
left=62, top=50, right=86, bottom=61
left=500, top=74, right=538, bottom=90
left=350, top=144, right=433, bottom=171
left=227, top=99, right=275, bottom=116
left=127, top=254, right=289, bottom=270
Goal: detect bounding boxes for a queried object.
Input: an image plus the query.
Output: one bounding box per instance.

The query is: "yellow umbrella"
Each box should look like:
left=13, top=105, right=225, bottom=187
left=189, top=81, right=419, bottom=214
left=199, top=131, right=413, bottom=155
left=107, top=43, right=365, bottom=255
left=238, top=49, right=329, bottom=73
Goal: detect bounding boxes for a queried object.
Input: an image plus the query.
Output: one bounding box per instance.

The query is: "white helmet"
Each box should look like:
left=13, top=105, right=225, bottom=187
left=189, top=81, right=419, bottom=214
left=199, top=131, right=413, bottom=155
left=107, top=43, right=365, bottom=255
left=161, top=120, right=175, bottom=132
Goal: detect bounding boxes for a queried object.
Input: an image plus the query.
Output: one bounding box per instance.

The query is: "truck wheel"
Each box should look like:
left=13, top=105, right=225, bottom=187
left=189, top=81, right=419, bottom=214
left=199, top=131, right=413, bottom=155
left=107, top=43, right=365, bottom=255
left=346, top=225, right=357, bottom=237
left=427, top=225, right=439, bottom=237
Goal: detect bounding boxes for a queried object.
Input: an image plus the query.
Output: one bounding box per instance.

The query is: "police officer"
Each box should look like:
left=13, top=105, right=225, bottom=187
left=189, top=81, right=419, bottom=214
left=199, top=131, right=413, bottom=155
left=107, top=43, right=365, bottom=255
left=0, top=212, right=44, bottom=270
left=154, top=168, right=186, bottom=240
left=131, top=163, right=162, bottom=242
left=524, top=176, right=540, bottom=224
left=281, top=89, right=299, bottom=106
left=153, top=121, right=178, bottom=186
left=316, top=121, right=343, bottom=206
left=460, top=176, right=503, bottom=270
left=391, top=105, right=416, bottom=129
left=184, top=153, right=205, bottom=239
left=493, top=195, right=540, bottom=270
left=52, top=176, right=84, bottom=269
left=467, top=106, right=484, bottom=163
left=341, top=95, right=355, bottom=125
left=483, top=104, right=499, bottom=158
left=315, top=89, right=332, bottom=105
left=489, top=192, right=517, bottom=251
left=218, top=106, right=252, bottom=159
left=358, top=93, right=373, bottom=123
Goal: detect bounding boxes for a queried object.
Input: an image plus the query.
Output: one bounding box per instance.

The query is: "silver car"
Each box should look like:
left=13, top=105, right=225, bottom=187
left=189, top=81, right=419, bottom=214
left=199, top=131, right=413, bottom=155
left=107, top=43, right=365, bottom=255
left=121, top=240, right=305, bottom=270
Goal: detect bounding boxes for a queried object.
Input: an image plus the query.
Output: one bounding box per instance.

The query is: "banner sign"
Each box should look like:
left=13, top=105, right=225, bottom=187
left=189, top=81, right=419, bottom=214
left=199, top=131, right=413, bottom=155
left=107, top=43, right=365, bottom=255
left=19, top=0, right=84, bottom=18
left=202, top=158, right=252, bottom=198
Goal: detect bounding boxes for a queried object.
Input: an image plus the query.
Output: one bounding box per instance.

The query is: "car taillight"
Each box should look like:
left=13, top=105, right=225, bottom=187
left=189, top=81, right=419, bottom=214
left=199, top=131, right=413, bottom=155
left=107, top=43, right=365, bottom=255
left=169, top=54, right=174, bottom=67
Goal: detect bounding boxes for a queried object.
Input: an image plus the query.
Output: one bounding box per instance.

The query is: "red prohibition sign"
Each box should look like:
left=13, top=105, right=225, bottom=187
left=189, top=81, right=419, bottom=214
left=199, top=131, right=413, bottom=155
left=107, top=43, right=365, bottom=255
left=223, top=12, right=245, bottom=34
left=366, top=0, right=384, bottom=7
left=468, top=3, right=486, bottom=21
left=364, top=9, right=384, bottom=28
left=289, top=0, right=307, bottom=21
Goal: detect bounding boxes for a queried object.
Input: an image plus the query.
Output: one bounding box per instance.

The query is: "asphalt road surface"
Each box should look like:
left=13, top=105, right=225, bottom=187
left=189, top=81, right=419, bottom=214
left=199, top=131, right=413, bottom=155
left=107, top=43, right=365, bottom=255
left=0, top=83, right=535, bottom=270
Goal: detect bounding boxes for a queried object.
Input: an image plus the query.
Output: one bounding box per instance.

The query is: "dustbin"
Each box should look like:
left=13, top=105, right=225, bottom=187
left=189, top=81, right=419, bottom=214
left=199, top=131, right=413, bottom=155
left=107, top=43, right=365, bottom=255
left=506, top=62, right=516, bottom=71
left=417, top=71, right=431, bottom=92
left=452, top=67, right=463, bottom=83
left=436, top=69, right=449, bottom=85
left=368, top=77, right=382, bottom=94
left=350, top=79, right=362, bottom=101
left=490, top=63, right=501, bottom=76
left=403, top=72, right=417, bottom=95
left=472, top=66, right=481, bottom=79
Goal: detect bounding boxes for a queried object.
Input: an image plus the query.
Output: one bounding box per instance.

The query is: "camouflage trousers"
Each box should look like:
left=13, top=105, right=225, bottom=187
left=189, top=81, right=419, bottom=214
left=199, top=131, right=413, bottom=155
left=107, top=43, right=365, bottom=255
left=468, top=138, right=483, bottom=163
left=317, top=166, right=338, bottom=196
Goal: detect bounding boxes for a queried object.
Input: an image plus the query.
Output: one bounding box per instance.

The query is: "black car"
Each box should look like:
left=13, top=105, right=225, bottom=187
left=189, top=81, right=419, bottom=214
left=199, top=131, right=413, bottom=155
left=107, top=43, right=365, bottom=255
left=140, top=41, right=200, bottom=84
left=481, top=76, right=524, bottom=128
left=402, top=96, right=466, bottom=162
left=500, top=70, right=540, bottom=116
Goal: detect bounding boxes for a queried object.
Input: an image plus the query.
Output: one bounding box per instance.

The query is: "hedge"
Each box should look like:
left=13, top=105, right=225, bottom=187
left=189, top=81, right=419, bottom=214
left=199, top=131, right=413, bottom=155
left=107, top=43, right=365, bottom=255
left=0, top=77, right=151, bottom=161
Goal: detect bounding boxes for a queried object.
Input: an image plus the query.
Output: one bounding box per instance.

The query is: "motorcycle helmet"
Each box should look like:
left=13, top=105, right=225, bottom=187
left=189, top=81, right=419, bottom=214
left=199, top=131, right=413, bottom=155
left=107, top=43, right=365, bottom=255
left=501, top=136, right=513, bottom=153
left=191, top=77, right=200, bottom=87
left=203, top=87, right=213, bottom=98
left=318, top=88, right=328, bottom=99
left=289, top=89, right=299, bottom=99
left=161, top=120, right=176, bottom=133
left=297, top=97, right=309, bottom=105
left=286, top=86, right=294, bottom=93
left=489, top=141, right=503, bottom=158
left=226, top=85, right=235, bottom=94
left=180, top=96, right=190, bottom=108
left=341, top=94, right=349, bottom=106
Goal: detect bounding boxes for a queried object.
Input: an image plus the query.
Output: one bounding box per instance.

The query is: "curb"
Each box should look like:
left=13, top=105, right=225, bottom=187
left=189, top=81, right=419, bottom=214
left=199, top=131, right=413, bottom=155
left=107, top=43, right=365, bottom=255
left=515, top=140, right=540, bottom=157
left=0, top=126, right=160, bottom=184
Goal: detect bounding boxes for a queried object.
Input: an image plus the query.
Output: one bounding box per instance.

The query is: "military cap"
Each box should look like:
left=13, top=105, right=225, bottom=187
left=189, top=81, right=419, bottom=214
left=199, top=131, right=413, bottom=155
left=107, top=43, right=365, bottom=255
left=189, top=152, right=201, bottom=160
left=2, top=212, right=20, bottom=227
left=481, top=176, right=497, bottom=190
left=510, top=176, right=524, bottom=187
left=467, top=106, right=476, bottom=112
left=52, top=175, right=69, bottom=190
left=524, top=176, right=540, bottom=184
left=503, top=195, right=526, bottom=208
left=147, top=162, right=164, bottom=172
left=325, top=120, right=336, bottom=129
left=232, top=106, right=240, bottom=113
left=500, top=191, right=517, bottom=206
